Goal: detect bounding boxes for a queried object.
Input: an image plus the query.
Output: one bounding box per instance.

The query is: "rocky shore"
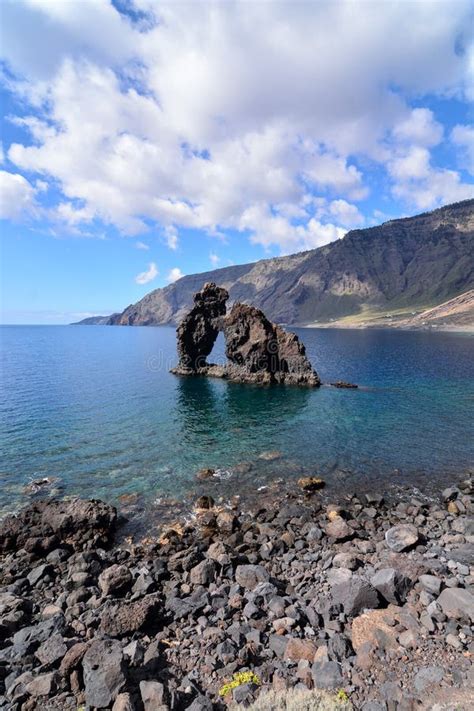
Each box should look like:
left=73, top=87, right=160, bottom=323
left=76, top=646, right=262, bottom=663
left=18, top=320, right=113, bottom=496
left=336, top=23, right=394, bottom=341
left=0, top=476, right=473, bottom=711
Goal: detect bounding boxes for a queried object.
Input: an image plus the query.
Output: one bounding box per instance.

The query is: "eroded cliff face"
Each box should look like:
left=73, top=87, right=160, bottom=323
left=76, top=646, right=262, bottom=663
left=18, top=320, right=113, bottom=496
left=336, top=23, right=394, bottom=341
left=171, top=283, right=320, bottom=386
left=107, top=200, right=474, bottom=327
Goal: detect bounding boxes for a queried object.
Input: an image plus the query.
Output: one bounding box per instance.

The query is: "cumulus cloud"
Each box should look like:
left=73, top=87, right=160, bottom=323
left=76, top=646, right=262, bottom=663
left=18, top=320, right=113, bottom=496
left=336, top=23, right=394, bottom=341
left=386, top=113, right=473, bottom=210
left=391, top=167, right=473, bottom=211
left=167, top=267, right=184, bottom=283
left=392, top=108, right=443, bottom=147
left=0, top=0, right=473, bottom=252
left=209, top=252, right=220, bottom=266
left=328, top=200, right=364, bottom=228
left=135, top=241, right=149, bottom=250
left=135, top=262, right=158, bottom=285
left=0, top=170, right=38, bottom=220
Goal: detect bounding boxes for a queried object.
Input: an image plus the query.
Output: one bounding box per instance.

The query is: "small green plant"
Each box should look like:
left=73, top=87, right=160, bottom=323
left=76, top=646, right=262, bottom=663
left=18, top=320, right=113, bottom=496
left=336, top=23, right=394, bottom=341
left=219, top=670, right=261, bottom=697
left=336, top=690, right=349, bottom=703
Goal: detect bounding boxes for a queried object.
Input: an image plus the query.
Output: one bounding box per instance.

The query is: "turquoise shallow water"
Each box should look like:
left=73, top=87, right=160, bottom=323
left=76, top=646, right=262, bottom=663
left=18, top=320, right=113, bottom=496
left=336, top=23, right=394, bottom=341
left=1, top=325, right=473, bottom=515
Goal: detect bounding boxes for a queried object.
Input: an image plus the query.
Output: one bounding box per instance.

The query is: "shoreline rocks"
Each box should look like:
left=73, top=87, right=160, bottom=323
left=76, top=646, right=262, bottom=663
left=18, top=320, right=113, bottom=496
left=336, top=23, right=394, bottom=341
left=0, top=475, right=472, bottom=710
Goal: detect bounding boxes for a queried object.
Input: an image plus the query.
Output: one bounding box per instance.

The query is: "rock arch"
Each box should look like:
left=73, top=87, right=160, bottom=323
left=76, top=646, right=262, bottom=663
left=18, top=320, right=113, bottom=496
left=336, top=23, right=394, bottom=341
left=171, top=282, right=320, bottom=386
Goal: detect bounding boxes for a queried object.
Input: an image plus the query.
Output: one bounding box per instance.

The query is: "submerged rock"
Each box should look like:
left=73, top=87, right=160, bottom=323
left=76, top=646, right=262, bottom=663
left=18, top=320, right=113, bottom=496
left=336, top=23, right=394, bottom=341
left=330, top=381, right=358, bottom=389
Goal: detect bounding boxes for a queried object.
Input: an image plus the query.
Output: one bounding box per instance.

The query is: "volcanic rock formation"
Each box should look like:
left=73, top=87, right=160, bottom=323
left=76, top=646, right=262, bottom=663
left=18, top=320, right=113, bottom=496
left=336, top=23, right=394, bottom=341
left=171, top=283, right=320, bottom=386
left=175, top=282, right=228, bottom=371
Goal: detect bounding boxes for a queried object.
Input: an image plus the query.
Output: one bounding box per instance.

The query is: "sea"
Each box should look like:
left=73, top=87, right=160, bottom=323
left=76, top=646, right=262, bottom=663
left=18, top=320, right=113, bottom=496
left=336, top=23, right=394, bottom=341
left=1, top=325, right=473, bottom=518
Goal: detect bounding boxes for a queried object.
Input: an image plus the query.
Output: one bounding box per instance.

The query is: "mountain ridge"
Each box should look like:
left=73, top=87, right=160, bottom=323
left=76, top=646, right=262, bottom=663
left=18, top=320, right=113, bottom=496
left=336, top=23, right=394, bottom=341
left=74, top=200, right=474, bottom=328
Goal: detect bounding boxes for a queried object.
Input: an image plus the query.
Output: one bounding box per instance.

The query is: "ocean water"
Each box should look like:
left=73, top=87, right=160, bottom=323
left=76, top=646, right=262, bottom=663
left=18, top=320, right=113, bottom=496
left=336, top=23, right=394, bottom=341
left=1, top=325, right=473, bottom=516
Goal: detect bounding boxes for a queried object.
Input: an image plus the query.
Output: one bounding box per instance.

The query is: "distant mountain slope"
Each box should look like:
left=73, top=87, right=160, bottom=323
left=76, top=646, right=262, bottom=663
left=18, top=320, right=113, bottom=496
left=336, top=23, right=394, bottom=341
left=104, top=199, right=474, bottom=327
left=72, top=314, right=119, bottom=325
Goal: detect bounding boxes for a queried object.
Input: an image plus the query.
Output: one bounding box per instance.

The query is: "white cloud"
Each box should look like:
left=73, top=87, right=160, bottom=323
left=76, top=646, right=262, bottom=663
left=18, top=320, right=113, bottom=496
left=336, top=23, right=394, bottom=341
left=392, top=167, right=473, bottom=211
left=242, top=203, right=346, bottom=253
left=0, top=170, right=38, bottom=220
left=386, top=117, right=473, bottom=210
left=389, top=147, right=431, bottom=181
left=392, top=108, right=443, bottom=147
left=135, top=241, right=149, bottom=250
left=0, top=0, right=472, bottom=253
left=167, top=267, right=184, bottom=283
left=451, top=124, right=474, bottom=174
left=209, top=252, right=220, bottom=266
left=135, top=262, right=158, bottom=285
left=328, top=199, right=364, bottom=228
left=164, top=225, right=178, bottom=250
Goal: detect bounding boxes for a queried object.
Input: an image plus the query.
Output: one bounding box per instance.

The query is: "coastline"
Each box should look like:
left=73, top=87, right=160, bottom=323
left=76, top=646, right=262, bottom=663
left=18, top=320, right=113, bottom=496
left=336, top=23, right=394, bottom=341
left=1, top=473, right=473, bottom=710
left=303, top=323, right=474, bottom=334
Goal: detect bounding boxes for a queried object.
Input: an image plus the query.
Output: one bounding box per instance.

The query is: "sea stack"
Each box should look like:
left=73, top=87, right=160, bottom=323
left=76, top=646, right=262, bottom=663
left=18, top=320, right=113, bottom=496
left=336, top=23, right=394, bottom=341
left=171, top=282, right=320, bottom=386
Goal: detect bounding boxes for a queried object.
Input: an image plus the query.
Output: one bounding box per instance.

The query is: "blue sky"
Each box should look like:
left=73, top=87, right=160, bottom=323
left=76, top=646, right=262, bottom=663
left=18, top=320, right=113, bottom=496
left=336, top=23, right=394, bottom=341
left=0, top=0, right=473, bottom=324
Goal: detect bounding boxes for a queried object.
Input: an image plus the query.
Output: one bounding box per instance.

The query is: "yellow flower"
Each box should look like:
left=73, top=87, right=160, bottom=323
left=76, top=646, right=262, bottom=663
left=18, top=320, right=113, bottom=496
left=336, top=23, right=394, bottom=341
left=218, top=671, right=261, bottom=696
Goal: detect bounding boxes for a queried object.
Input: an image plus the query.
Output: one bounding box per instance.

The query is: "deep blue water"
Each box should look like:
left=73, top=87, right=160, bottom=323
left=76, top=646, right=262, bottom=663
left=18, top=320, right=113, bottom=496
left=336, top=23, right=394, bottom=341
left=1, top=325, right=473, bottom=516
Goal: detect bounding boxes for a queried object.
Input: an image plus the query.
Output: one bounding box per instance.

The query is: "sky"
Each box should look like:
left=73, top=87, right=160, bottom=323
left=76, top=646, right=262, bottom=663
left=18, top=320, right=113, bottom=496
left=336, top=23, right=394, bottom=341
left=0, top=0, right=473, bottom=324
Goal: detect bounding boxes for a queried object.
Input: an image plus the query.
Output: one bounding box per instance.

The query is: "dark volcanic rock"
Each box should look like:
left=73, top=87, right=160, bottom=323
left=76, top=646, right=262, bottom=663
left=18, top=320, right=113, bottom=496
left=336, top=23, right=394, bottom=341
left=223, top=302, right=320, bottom=385
left=82, top=639, right=125, bottom=708
left=371, top=568, right=412, bottom=604
left=0, top=498, right=117, bottom=554
left=100, top=595, right=161, bottom=636
left=385, top=524, right=419, bottom=552
left=1, top=474, right=473, bottom=711
left=174, top=282, right=228, bottom=370
left=172, top=283, right=320, bottom=385
left=99, top=564, right=133, bottom=596
left=332, top=576, right=380, bottom=616
left=235, top=564, right=270, bottom=590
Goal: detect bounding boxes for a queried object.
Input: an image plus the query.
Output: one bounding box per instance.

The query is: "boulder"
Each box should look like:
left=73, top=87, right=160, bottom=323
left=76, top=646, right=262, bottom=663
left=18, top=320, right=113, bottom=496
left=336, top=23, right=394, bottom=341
left=311, top=660, right=343, bottom=689
left=189, top=560, right=216, bottom=586
left=385, top=524, right=418, bottom=552
left=0, top=498, right=117, bottom=554
left=60, top=642, right=90, bottom=675
left=100, top=594, right=161, bottom=636
left=35, top=634, right=68, bottom=667
left=235, top=564, right=270, bottom=590
left=437, top=587, right=474, bottom=622
left=371, top=568, right=412, bottom=604
left=113, top=693, right=136, bottom=711
left=298, top=477, right=326, bottom=492
left=284, top=638, right=318, bottom=662
left=82, top=639, right=125, bottom=708
left=25, top=672, right=59, bottom=697
left=140, top=680, right=168, bottom=711
left=332, top=576, right=379, bottom=616
left=351, top=610, right=397, bottom=652
left=419, top=574, right=442, bottom=596
left=27, top=564, right=54, bottom=587
left=13, top=614, right=66, bottom=656
left=99, top=564, right=133, bottom=596
left=325, top=517, right=352, bottom=540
